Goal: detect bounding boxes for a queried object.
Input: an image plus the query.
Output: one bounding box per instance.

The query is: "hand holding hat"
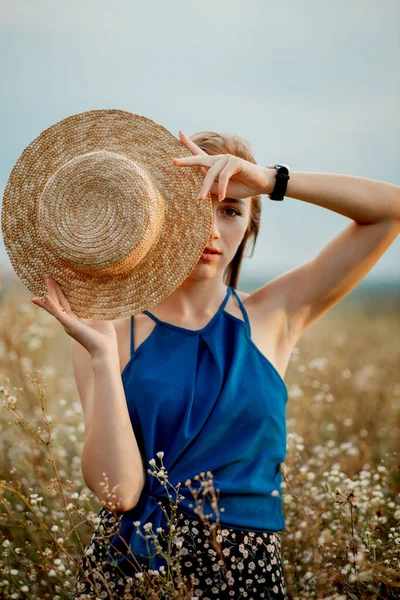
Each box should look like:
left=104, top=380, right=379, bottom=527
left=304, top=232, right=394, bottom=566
left=31, top=274, right=119, bottom=359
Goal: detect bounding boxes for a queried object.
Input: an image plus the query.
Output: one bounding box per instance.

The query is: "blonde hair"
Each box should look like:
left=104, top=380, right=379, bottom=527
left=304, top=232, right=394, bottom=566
left=189, top=131, right=262, bottom=289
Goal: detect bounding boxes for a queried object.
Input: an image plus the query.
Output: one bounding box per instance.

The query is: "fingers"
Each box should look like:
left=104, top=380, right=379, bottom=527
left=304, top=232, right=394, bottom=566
left=31, top=275, right=72, bottom=320
left=174, top=134, right=211, bottom=177
left=197, top=157, right=230, bottom=201
left=172, top=153, right=213, bottom=181
left=215, top=163, right=236, bottom=201
left=173, top=153, right=233, bottom=201
left=44, top=275, right=72, bottom=313
left=31, top=295, right=67, bottom=323
left=178, top=130, right=207, bottom=156
left=31, top=296, right=54, bottom=316
left=172, top=154, right=212, bottom=168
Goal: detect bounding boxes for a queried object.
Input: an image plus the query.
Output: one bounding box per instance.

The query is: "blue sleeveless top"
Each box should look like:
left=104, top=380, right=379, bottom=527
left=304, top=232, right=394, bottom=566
left=108, top=285, right=288, bottom=572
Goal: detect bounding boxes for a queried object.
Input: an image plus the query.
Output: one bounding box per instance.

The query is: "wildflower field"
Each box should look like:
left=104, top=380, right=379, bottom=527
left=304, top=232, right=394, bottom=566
left=0, top=273, right=399, bottom=600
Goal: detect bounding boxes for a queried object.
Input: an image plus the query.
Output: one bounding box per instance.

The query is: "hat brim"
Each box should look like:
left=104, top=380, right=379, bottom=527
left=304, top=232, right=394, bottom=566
left=1, top=109, right=213, bottom=319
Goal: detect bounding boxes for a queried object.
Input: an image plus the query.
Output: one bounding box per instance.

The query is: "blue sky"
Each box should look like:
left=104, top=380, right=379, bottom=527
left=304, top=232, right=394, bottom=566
left=0, top=0, right=399, bottom=286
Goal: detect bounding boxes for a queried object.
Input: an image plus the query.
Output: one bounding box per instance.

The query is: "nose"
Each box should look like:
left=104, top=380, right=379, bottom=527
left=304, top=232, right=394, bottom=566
left=209, top=214, right=221, bottom=242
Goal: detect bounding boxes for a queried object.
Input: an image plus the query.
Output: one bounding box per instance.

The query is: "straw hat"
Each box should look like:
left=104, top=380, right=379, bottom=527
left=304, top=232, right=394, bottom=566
left=1, top=109, right=213, bottom=319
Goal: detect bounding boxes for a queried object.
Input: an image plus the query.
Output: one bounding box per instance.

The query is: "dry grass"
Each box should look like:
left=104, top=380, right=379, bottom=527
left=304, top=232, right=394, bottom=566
left=0, top=274, right=399, bottom=599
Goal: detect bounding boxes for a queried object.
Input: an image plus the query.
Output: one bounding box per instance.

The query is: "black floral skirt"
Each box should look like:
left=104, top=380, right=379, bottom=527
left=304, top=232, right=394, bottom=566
left=73, top=506, right=287, bottom=599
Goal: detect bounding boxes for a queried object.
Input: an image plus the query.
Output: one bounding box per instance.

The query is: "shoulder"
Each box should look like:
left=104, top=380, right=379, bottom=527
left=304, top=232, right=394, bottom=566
left=231, top=286, right=284, bottom=331
left=234, top=286, right=279, bottom=314
left=238, top=278, right=288, bottom=315
left=111, top=315, right=128, bottom=329
left=111, top=315, right=135, bottom=348
left=235, top=289, right=250, bottom=301
left=111, top=312, right=148, bottom=333
left=236, top=282, right=290, bottom=341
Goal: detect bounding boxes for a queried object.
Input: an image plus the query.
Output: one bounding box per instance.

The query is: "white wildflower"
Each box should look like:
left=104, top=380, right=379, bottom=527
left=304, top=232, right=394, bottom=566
left=27, top=336, right=42, bottom=350
left=279, top=463, right=288, bottom=477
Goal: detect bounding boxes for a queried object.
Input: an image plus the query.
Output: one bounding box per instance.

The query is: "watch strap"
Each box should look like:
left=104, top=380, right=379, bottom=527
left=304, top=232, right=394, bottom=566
left=268, top=164, right=290, bottom=201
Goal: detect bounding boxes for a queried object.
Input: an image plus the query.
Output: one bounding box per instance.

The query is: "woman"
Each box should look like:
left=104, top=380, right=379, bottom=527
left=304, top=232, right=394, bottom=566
left=32, top=129, right=400, bottom=600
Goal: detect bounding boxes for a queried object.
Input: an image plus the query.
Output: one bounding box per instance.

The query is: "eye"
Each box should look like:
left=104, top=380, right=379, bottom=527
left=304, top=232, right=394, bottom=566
left=224, top=207, right=242, bottom=218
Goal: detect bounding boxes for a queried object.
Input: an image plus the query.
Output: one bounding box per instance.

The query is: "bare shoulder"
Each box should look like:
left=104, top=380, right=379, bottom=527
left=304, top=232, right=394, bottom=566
left=236, top=280, right=289, bottom=323
left=111, top=316, right=128, bottom=332
left=234, top=289, right=250, bottom=301
left=233, top=282, right=295, bottom=381
left=232, top=282, right=289, bottom=335
left=110, top=313, right=156, bottom=374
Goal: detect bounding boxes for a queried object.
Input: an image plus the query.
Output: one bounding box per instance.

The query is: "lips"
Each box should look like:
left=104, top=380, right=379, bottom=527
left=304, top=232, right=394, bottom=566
left=203, top=247, right=221, bottom=254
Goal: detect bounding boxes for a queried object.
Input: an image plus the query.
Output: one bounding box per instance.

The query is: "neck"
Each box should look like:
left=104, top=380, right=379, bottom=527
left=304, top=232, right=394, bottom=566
left=152, top=278, right=229, bottom=320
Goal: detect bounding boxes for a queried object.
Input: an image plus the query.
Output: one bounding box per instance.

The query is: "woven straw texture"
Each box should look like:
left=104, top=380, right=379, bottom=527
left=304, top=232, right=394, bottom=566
left=1, top=109, right=213, bottom=319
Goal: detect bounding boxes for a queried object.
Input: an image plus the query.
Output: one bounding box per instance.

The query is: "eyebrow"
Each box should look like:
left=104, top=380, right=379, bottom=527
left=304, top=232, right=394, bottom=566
left=220, top=198, right=246, bottom=206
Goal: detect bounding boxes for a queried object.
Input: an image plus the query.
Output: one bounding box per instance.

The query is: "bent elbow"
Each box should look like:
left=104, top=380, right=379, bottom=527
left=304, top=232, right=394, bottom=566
left=100, top=490, right=141, bottom=514
left=80, top=463, right=142, bottom=513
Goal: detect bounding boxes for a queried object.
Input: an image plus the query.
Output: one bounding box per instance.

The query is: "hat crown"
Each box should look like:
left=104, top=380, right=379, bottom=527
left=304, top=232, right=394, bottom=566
left=37, top=150, right=165, bottom=277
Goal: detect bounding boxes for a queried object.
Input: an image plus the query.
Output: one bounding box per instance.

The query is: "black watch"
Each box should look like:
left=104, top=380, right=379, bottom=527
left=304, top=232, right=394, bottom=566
left=267, top=164, right=290, bottom=201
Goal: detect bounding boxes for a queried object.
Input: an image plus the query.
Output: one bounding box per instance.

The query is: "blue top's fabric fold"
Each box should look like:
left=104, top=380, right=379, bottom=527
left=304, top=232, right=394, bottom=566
left=107, top=286, right=288, bottom=573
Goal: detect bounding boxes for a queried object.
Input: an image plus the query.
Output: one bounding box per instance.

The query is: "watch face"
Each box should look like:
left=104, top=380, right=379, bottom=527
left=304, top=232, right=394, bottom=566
left=275, top=164, right=290, bottom=171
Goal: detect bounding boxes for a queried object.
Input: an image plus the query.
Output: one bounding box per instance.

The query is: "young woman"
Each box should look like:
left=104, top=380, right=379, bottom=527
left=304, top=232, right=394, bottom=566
left=32, top=130, right=400, bottom=600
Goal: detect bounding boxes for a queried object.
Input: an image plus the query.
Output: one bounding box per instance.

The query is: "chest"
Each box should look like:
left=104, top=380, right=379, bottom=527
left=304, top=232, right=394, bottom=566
left=115, top=296, right=294, bottom=383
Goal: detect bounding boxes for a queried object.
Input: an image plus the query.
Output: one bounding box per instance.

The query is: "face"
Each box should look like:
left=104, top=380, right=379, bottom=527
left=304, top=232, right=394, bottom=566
left=189, top=194, right=252, bottom=281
